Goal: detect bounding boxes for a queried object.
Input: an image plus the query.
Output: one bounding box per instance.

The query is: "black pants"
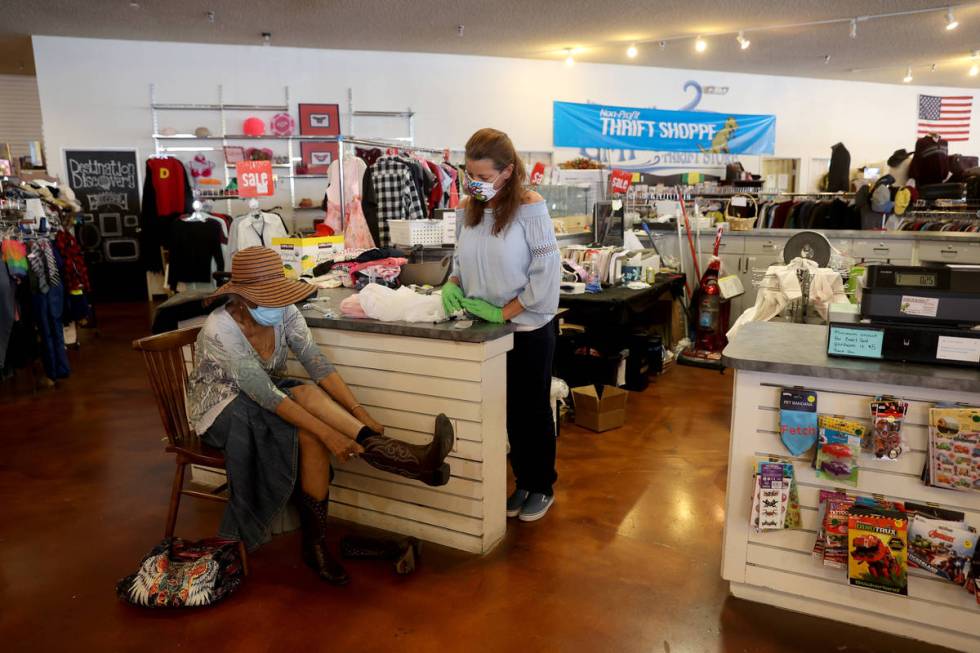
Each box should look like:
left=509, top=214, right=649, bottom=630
left=507, top=321, right=557, bottom=495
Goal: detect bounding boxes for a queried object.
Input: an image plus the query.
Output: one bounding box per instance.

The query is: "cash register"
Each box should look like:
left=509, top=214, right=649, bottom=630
left=827, top=263, right=980, bottom=367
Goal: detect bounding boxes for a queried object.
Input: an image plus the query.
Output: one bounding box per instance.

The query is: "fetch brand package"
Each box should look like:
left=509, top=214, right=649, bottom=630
left=815, top=416, right=862, bottom=487
left=927, top=406, right=980, bottom=493
left=779, top=388, right=819, bottom=456
left=908, top=514, right=976, bottom=585
left=847, top=507, right=908, bottom=595
left=271, top=236, right=344, bottom=279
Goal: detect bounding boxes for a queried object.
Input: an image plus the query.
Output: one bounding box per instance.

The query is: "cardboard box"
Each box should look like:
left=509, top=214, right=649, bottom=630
left=572, top=384, right=628, bottom=433
left=271, top=235, right=344, bottom=278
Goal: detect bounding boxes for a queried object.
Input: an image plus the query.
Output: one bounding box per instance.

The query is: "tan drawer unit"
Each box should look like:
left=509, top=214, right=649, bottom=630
left=743, top=237, right=783, bottom=255
left=852, top=239, right=914, bottom=261
left=918, top=240, right=980, bottom=264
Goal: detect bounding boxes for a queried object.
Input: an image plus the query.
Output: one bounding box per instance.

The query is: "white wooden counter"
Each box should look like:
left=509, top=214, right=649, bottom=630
left=722, top=322, right=980, bottom=652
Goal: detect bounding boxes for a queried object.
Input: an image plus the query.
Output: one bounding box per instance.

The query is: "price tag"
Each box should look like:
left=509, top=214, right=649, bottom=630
left=731, top=195, right=748, bottom=207
left=236, top=160, right=274, bottom=197
left=610, top=169, right=632, bottom=194
left=530, top=162, right=546, bottom=185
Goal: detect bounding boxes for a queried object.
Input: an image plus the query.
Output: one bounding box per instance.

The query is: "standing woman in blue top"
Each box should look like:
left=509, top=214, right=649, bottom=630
left=443, top=128, right=561, bottom=522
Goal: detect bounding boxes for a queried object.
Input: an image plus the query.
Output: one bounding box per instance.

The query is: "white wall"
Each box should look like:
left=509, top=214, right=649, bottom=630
left=33, top=35, right=979, bottom=184
left=0, top=74, right=43, bottom=164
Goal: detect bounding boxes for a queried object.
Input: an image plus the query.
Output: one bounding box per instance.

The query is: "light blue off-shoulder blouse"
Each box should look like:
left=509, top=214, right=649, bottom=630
left=453, top=201, right=560, bottom=330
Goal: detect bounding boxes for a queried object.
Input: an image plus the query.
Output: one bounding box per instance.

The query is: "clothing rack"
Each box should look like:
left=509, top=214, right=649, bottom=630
left=758, top=191, right=855, bottom=198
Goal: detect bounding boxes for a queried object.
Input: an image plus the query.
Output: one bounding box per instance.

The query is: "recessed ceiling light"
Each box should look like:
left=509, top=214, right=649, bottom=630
left=736, top=31, right=750, bottom=50
left=564, top=49, right=574, bottom=66
left=903, top=66, right=913, bottom=83
left=694, top=36, right=707, bottom=53
left=945, top=6, right=959, bottom=30
left=626, top=44, right=638, bottom=59
left=129, top=1, right=140, bottom=8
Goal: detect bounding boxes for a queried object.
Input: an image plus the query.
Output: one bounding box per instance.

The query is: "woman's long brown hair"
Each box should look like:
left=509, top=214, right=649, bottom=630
left=464, top=128, right=527, bottom=235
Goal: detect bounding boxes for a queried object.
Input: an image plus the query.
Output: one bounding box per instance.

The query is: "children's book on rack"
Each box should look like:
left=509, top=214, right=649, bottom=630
left=847, top=504, right=909, bottom=596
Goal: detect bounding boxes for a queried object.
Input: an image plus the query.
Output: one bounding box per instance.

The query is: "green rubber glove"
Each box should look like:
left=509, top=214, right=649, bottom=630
left=460, top=297, right=505, bottom=324
left=441, top=281, right=465, bottom=314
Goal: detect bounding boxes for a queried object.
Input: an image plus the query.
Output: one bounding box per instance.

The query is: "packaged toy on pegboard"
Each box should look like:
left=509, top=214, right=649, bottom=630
left=848, top=505, right=909, bottom=596
left=869, top=396, right=909, bottom=461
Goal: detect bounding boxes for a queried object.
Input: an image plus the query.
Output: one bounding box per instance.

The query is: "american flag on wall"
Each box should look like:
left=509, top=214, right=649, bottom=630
left=917, top=94, right=973, bottom=142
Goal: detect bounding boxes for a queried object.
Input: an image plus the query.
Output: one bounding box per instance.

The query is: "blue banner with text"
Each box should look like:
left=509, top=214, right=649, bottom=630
left=553, top=100, right=776, bottom=154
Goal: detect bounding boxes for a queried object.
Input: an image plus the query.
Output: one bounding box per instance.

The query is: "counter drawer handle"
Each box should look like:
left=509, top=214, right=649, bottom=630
left=762, top=243, right=776, bottom=249
left=941, top=249, right=957, bottom=255
left=872, top=247, right=890, bottom=252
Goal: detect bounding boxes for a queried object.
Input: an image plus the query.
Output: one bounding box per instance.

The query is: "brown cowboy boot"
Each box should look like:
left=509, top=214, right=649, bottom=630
left=296, top=490, right=350, bottom=586
left=358, top=414, right=454, bottom=487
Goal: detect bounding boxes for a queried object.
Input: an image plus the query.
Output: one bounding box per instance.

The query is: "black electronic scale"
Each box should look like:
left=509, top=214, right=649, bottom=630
left=828, top=263, right=980, bottom=367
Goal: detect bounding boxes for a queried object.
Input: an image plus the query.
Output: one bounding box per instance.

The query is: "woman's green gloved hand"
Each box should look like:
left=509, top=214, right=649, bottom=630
left=460, top=297, right=505, bottom=324
left=441, top=281, right=465, bottom=314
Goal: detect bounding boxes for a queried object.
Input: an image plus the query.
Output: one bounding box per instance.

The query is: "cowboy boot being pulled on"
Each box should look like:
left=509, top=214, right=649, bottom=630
left=296, top=490, right=350, bottom=586
left=357, top=414, right=454, bottom=487
left=340, top=535, right=423, bottom=575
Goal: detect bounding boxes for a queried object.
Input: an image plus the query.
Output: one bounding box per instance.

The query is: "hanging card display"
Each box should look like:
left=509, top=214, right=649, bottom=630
left=779, top=388, right=818, bottom=456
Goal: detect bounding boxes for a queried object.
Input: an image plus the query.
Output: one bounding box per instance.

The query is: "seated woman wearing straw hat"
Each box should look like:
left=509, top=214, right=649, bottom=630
left=185, top=246, right=454, bottom=586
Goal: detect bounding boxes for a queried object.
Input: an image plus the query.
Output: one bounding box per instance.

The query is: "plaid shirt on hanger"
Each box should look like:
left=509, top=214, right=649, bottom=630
left=370, top=156, right=426, bottom=247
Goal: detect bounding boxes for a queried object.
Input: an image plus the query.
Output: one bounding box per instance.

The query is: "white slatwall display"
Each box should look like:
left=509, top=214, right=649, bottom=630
left=722, top=370, right=980, bottom=652
left=0, top=75, right=43, bottom=162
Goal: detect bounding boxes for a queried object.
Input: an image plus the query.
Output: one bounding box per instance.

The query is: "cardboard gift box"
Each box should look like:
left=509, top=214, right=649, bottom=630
left=271, top=236, right=344, bottom=278
left=572, top=384, right=628, bottom=432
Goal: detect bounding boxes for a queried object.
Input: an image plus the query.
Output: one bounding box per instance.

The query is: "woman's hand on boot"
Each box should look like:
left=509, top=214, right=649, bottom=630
left=325, top=431, right=365, bottom=462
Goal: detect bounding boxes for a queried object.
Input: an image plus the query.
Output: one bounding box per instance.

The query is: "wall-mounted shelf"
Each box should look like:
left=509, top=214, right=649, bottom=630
left=152, top=103, right=288, bottom=111
left=225, top=163, right=292, bottom=169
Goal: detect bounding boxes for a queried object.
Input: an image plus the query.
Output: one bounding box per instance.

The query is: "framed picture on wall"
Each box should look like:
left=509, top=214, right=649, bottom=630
left=299, top=104, right=340, bottom=136
left=300, top=142, right=339, bottom=175
left=223, top=146, right=246, bottom=163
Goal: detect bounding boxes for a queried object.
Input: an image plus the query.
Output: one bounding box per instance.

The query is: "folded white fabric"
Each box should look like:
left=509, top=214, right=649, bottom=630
left=357, top=284, right=448, bottom=323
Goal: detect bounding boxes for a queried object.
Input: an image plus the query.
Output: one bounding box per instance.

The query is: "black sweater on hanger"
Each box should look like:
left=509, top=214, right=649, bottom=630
left=827, top=143, right=851, bottom=192
left=166, top=218, right=224, bottom=290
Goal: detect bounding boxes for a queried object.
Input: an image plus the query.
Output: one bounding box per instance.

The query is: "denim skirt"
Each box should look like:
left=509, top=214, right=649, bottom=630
left=202, top=379, right=303, bottom=551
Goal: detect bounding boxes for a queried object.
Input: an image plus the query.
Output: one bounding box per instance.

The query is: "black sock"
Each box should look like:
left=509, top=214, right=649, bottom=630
left=356, top=427, right=379, bottom=445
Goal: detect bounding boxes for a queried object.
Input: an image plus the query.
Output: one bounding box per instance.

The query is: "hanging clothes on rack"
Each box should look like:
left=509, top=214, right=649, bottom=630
left=167, top=212, right=224, bottom=291
left=228, top=209, right=289, bottom=255
left=324, top=157, right=374, bottom=249
left=909, top=134, right=950, bottom=186
left=362, top=155, right=427, bottom=247
left=54, top=226, right=93, bottom=323
left=0, top=243, right=13, bottom=370
left=140, top=157, right=193, bottom=272
left=28, top=237, right=70, bottom=380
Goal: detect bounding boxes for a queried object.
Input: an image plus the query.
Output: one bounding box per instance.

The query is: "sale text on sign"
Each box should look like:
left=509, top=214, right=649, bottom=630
left=236, top=160, right=274, bottom=197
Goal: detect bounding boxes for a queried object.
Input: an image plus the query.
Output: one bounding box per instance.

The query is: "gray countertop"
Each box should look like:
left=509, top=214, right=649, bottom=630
left=722, top=322, right=980, bottom=393
left=300, top=288, right=515, bottom=344
left=657, top=228, right=980, bottom=242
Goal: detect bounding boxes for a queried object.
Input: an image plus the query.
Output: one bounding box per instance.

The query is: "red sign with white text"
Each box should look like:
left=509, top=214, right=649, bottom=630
left=530, top=162, right=546, bottom=185
left=236, top=160, right=274, bottom=197
left=610, top=169, right=632, bottom=194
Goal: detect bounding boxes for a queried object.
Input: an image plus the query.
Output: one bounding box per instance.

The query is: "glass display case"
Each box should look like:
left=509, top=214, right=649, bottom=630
left=536, top=184, right=591, bottom=218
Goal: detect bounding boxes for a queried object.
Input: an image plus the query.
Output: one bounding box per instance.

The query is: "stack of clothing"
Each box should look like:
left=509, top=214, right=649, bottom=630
left=306, top=247, right=408, bottom=289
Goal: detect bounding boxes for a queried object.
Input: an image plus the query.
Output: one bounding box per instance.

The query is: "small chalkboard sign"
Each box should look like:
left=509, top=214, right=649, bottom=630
left=63, top=149, right=141, bottom=264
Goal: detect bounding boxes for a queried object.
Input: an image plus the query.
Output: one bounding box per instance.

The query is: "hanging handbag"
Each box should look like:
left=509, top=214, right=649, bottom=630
left=116, top=538, right=245, bottom=608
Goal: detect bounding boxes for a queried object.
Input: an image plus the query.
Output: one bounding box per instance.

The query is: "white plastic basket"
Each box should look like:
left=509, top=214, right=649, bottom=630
left=388, top=219, right=444, bottom=247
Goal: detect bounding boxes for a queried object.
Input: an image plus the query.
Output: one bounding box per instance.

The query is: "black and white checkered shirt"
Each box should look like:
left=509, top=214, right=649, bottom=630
left=370, top=156, right=427, bottom=247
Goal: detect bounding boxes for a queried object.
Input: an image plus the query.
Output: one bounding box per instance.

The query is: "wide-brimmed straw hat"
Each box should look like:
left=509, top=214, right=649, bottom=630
left=208, top=246, right=316, bottom=307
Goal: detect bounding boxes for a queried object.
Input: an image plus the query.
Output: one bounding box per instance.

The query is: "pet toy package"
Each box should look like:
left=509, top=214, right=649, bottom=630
left=815, top=416, right=862, bottom=487
left=869, top=396, right=909, bottom=461
left=927, top=406, right=980, bottom=493
left=908, top=514, right=976, bottom=585
left=847, top=506, right=909, bottom=595
left=779, top=388, right=819, bottom=456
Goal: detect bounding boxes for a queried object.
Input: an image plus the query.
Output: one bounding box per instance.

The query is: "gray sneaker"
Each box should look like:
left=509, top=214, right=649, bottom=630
left=518, top=493, right=554, bottom=522
left=506, top=489, right=530, bottom=518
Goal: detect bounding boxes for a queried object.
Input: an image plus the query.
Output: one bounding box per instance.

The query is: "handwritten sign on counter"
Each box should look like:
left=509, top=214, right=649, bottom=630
left=828, top=326, right=884, bottom=359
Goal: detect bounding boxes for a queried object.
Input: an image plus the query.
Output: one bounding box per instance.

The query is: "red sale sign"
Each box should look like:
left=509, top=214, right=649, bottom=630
left=530, top=162, right=546, bottom=185
left=610, top=169, right=632, bottom=194
left=236, top=160, right=274, bottom=197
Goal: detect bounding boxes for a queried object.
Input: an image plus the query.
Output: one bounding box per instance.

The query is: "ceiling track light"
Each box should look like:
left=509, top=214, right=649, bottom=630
left=824, top=54, right=832, bottom=64
left=207, top=10, right=216, bottom=24
left=903, top=66, right=913, bottom=83
left=659, top=40, right=666, bottom=50
left=694, top=36, right=707, bottom=53
left=849, top=18, right=858, bottom=39
left=456, top=24, right=464, bottom=37
left=626, top=44, right=638, bottom=59
left=261, top=32, right=272, bottom=46
left=945, top=6, right=959, bottom=30
left=736, top=31, right=750, bottom=50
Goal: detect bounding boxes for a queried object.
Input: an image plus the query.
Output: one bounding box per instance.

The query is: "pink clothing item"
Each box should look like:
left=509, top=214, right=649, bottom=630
left=339, top=293, right=367, bottom=318
left=332, top=257, right=408, bottom=284
left=325, top=156, right=370, bottom=241
left=343, top=198, right=375, bottom=250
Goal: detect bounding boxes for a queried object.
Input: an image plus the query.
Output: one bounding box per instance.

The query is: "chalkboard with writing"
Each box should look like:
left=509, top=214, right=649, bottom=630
left=63, top=149, right=141, bottom=264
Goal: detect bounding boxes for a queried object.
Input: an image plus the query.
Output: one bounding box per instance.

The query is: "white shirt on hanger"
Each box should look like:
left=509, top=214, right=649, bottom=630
left=229, top=211, right=289, bottom=256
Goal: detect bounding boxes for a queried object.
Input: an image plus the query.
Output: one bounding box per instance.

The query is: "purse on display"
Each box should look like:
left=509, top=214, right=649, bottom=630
left=115, top=537, right=245, bottom=608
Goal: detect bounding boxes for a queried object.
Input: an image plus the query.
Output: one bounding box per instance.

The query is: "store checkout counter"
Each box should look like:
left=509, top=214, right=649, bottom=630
left=720, top=321, right=980, bottom=651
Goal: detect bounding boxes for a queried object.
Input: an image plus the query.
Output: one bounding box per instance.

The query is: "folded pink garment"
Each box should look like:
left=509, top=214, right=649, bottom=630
left=339, top=294, right=367, bottom=318
left=334, top=257, right=409, bottom=284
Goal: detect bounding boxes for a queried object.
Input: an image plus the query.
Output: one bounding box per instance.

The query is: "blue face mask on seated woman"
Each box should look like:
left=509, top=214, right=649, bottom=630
left=248, top=305, right=285, bottom=326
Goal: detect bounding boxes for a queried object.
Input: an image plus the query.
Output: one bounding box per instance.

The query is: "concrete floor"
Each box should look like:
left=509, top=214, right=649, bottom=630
left=0, top=304, right=957, bottom=653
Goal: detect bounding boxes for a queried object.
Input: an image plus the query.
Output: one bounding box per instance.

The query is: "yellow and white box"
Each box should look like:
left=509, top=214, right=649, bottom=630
left=271, top=236, right=344, bottom=278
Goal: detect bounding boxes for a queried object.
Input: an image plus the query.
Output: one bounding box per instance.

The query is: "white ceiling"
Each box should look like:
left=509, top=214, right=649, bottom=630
left=2, top=0, right=980, bottom=87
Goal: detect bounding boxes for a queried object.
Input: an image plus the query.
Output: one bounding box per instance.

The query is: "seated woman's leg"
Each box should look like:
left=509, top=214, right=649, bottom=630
left=290, top=384, right=362, bottom=439
left=295, top=428, right=349, bottom=586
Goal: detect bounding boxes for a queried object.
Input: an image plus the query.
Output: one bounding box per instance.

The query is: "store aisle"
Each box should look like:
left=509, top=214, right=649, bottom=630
left=0, top=306, right=953, bottom=653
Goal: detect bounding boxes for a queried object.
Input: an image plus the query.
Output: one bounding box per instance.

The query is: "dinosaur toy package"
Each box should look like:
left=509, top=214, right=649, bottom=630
left=848, top=506, right=909, bottom=595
